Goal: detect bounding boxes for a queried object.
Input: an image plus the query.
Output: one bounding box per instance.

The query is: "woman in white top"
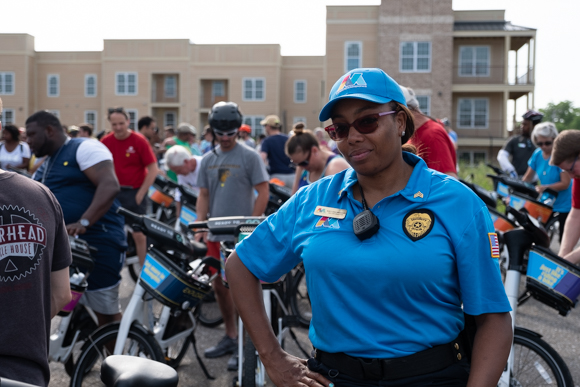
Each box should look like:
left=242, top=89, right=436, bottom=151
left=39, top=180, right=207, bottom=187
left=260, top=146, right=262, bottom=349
left=0, top=124, right=31, bottom=170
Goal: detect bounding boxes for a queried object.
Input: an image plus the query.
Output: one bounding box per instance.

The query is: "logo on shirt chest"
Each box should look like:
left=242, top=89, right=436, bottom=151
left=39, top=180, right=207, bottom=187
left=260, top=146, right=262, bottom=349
left=125, top=146, right=136, bottom=157
left=403, top=209, right=434, bottom=242
left=0, top=206, right=47, bottom=282
left=315, top=217, right=340, bottom=229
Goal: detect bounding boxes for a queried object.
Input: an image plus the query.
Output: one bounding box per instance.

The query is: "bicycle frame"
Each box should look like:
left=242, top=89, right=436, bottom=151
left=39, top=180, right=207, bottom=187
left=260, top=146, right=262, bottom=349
left=49, top=304, right=99, bottom=363
left=113, top=281, right=196, bottom=356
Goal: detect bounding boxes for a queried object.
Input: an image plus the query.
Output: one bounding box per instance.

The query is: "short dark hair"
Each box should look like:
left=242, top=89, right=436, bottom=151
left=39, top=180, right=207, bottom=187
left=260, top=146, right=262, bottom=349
left=3, top=125, right=20, bottom=141
left=26, top=110, right=63, bottom=131
left=138, top=116, right=155, bottom=130
left=78, top=123, right=93, bottom=136
left=107, top=107, right=129, bottom=120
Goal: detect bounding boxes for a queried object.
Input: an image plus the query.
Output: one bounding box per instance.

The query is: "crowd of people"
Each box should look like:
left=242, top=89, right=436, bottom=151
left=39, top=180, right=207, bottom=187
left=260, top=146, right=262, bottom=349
left=0, top=62, right=579, bottom=386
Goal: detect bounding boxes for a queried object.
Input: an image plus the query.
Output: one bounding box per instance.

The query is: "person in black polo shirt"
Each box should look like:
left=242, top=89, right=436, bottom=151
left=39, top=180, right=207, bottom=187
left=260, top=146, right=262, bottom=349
left=497, top=110, right=543, bottom=178
left=259, top=115, right=295, bottom=187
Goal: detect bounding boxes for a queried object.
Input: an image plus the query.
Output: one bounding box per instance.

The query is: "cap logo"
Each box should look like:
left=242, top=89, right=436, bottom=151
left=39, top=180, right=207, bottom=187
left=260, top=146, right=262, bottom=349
left=335, top=73, right=367, bottom=95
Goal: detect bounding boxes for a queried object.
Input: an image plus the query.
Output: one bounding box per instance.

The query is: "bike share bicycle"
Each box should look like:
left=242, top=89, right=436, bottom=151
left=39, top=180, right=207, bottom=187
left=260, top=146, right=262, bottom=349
left=498, top=206, right=576, bottom=386
left=70, top=208, right=219, bottom=387
left=189, top=216, right=311, bottom=387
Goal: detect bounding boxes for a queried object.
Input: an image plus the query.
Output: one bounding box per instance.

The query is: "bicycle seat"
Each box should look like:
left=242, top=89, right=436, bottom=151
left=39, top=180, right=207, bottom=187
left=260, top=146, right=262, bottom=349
left=101, top=355, right=178, bottom=387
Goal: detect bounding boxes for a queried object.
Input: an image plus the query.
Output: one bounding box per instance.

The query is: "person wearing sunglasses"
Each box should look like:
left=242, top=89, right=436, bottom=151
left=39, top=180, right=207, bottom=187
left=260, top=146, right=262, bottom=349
left=285, top=122, right=350, bottom=195
left=551, top=129, right=580, bottom=265
left=522, top=122, right=572, bottom=243
left=194, top=101, right=269, bottom=370
left=225, top=68, right=512, bottom=387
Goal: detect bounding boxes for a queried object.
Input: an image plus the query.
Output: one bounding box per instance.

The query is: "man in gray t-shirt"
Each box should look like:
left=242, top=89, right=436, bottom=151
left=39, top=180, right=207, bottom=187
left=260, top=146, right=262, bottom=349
left=195, top=102, right=269, bottom=369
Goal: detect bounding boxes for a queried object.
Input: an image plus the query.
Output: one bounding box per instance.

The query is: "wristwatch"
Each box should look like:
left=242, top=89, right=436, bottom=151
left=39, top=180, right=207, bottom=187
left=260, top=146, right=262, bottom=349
left=79, top=219, right=90, bottom=227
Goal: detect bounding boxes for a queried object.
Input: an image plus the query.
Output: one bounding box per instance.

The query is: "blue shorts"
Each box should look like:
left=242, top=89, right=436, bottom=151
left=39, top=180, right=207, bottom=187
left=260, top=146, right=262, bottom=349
left=86, top=243, right=126, bottom=291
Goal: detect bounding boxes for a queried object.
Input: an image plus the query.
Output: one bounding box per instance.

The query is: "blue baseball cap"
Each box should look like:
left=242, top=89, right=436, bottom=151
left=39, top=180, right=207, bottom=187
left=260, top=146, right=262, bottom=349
left=319, top=68, right=407, bottom=122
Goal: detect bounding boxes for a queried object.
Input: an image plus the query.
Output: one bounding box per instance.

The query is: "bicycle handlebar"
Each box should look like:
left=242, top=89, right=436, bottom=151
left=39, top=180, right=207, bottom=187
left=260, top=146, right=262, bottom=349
left=188, top=216, right=266, bottom=235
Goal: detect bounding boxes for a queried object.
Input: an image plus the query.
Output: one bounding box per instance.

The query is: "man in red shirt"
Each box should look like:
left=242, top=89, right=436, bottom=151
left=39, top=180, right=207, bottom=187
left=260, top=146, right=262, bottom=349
left=102, top=108, right=159, bottom=266
left=401, top=86, right=457, bottom=178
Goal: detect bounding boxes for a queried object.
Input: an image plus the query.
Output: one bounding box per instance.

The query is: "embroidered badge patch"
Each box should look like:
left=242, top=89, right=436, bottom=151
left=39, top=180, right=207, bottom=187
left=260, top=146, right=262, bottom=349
left=488, top=233, right=500, bottom=258
left=403, top=210, right=434, bottom=242
left=315, top=216, right=340, bottom=229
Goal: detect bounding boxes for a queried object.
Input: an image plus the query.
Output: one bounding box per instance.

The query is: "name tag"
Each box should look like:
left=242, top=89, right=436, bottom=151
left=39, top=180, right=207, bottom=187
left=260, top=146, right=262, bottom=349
left=518, top=143, right=526, bottom=148
left=313, top=206, right=347, bottom=219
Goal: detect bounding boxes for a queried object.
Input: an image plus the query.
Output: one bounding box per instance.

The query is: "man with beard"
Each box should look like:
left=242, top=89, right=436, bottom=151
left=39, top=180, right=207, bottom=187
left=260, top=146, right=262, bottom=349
left=26, top=110, right=127, bottom=328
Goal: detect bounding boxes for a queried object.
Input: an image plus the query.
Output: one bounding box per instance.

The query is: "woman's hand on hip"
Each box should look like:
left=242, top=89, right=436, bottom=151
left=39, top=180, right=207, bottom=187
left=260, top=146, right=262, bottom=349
left=263, top=352, right=332, bottom=387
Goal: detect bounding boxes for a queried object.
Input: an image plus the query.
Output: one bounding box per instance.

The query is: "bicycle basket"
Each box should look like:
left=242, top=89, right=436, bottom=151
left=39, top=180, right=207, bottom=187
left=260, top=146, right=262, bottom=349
left=148, top=185, right=174, bottom=208
left=488, top=208, right=516, bottom=233
left=139, top=247, right=212, bottom=310
left=526, top=246, right=580, bottom=316
left=507, top=193, right=553, bottom=224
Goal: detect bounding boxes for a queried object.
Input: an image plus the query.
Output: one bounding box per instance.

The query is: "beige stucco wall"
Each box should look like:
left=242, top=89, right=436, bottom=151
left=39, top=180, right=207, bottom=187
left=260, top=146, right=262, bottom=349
left=453, top=37, right=505, bottom=84
left=280, top=56, right=325, bottom=129
left=452, top=92, right=504, bottom=138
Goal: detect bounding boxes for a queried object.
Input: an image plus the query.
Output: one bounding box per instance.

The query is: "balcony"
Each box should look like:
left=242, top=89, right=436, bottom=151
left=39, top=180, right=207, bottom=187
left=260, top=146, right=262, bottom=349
left=200, top=80, right=228, bottom=109
left=151, top=74, right=180, bottom=104
left=452, top=66, right=534, bottom=86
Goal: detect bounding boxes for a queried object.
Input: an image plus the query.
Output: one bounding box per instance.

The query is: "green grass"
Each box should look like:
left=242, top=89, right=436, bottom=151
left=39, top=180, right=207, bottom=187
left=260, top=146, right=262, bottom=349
left=459, top=162, right=505, bottom=213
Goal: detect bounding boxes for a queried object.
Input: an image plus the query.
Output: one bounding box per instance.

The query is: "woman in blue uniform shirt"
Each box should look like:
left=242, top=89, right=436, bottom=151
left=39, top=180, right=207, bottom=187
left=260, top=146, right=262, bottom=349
left=226, top=68, right=512, bottom=387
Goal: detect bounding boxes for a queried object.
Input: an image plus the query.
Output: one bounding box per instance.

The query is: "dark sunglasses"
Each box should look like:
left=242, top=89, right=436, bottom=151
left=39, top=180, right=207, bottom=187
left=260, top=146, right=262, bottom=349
left=290, top=150, right=311, bottom=168
left=108, top=107, right=124, bottom=114
left=324, top=111, right=397, bottom=141
left=214, top=129, right=238, bottom=137
left=536, top=141, right=553, bottom=147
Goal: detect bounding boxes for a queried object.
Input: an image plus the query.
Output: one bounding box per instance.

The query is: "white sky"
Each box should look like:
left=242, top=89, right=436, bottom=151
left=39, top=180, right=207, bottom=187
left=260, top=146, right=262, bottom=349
left=1, top=0, right=579, bottom=111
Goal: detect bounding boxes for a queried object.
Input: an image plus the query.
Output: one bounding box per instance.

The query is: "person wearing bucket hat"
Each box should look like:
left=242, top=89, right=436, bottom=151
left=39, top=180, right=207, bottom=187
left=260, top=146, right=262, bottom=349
left=227, top=68, right=512, bottom=387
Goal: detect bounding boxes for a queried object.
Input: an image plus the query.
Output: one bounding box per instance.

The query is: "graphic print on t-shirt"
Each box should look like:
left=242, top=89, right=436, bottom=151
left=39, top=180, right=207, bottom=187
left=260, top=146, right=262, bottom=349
left=219, top=168, right=231, bottom=187
left=0, top=206, right=46, bottom=282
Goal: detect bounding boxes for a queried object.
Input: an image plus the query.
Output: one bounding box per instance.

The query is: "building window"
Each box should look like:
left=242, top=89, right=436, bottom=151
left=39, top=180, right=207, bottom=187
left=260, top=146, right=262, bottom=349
left=1, top=108, right=15, bottom=125
left=47, top=74, right=59, bottom=97
left=242, top=78, right=265, bottom=101
left=164, top=112, right=176, bottom=128
left=116, top=72, right=138, bottom=96
left=459, top=151, right=487, bottom=166
left=293, top=117, right=306, bottom=126
left=84, top=110, right=97, bottom=129
left=243, top=115, right=265, bottom=136
left=212, top=81, right=225, bottom=98
left=126, top=109, right=138, bottom=129
left=164, top=76, right=176, bottom=98
left=48, top=110, right=60, bottom=118
left=400, top=42, right=431, bottom=72
left=344, top=41, right=362, bottom=72
left=416, top=96, right=430, bottom=116
left=294, top=80, right=307, bottom=103
left=0, top=72, right=15, bottom=95
left=459, top=46, right=490, bottom=77
left=85, top=74, right=97, bottom=97
left=457, top=99, right=488, bottom=128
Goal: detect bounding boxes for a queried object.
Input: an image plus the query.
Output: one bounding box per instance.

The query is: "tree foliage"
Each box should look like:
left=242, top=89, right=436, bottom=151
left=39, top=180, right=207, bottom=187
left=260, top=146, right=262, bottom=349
left=539, top=100, right=580, bottom=131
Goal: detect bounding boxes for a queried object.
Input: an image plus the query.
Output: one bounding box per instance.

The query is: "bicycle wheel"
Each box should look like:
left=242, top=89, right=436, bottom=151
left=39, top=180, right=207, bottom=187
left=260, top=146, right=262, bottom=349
left=511, top=327, right=573, bottom=387
left=62, top=306, right=99, bottom=376
left=196, top=289, right=224, bottom=328
left=70, top=323, right=163, bottom=387
left=289, top=265, right=311, bottom=328
left=162, top=312, right=193, bottom=369
left=242, top=336, right=266, bottom=387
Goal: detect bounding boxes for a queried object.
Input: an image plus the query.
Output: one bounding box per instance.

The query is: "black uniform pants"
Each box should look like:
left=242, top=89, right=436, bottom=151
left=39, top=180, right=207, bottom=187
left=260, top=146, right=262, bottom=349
left=307, top=356, right=470, bottom=387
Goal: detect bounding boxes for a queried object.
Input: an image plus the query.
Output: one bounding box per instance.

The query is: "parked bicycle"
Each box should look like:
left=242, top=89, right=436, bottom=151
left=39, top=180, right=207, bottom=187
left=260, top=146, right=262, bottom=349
left=70, top=208, right=219, bottom=387
left=498, top=206, right=575, bottom=386
left=189, top=216, right=311, bottom=387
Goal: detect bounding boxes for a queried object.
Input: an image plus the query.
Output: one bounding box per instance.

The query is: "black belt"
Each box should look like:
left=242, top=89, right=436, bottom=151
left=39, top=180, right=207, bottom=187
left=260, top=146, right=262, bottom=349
left=314, top=334, right=467, bottom=381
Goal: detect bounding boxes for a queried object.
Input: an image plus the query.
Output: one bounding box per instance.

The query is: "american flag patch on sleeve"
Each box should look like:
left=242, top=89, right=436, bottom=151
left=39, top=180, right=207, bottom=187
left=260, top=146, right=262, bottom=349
left=488, top=233, right=500, bottom=258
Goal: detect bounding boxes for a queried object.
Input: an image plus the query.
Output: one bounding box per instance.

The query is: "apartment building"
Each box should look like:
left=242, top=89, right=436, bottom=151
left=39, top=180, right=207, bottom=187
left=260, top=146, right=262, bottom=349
left=0, top=0, right=535, bottom=163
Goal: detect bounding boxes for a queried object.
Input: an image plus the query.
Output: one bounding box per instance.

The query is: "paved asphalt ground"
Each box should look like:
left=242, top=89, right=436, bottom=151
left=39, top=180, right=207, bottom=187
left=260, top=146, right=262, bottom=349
left=50, top=237, right=580, bottom=387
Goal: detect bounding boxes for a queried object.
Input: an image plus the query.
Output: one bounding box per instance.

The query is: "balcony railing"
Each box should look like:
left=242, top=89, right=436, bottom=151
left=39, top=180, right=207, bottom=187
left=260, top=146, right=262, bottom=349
left=452, top=66, right=534, bottom=86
